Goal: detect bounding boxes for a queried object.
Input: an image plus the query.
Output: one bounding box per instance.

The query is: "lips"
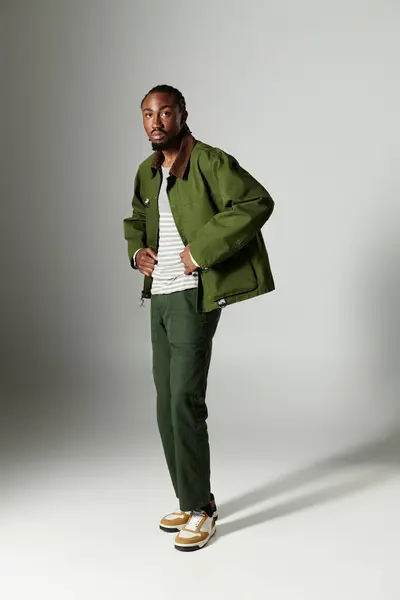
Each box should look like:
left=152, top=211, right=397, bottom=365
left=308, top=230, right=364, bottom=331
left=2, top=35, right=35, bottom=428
left=152, top=131, right=166, bottom=140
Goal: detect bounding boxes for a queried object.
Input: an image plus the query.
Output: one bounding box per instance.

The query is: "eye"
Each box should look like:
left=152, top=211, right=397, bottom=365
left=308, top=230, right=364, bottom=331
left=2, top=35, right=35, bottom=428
left=162, top=111, right=171, bottom=117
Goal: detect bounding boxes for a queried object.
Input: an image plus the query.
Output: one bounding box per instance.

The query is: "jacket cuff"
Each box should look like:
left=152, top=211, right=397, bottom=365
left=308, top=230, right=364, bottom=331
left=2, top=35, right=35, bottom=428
left=189, top=250, right=200, bottom=269
left=131, top=248, right=142, bottom=269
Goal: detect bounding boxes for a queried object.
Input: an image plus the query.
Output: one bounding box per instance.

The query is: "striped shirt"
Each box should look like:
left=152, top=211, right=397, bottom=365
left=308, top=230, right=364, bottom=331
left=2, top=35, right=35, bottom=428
left=151, top=167, right=199, bottom=295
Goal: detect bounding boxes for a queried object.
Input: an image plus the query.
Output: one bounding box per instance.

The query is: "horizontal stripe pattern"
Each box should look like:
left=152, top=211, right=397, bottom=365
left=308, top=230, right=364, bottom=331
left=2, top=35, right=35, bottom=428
left=152, top=167, right=198, bottom=296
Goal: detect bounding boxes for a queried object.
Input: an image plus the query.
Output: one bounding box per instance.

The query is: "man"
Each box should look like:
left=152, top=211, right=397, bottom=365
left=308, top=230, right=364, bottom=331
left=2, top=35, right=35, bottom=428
left=123, top=84, right=275, bottom=552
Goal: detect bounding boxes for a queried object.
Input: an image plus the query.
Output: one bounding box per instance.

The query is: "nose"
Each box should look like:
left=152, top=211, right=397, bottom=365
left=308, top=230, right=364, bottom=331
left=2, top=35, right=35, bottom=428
left=152, top=112, right=162, bottom=130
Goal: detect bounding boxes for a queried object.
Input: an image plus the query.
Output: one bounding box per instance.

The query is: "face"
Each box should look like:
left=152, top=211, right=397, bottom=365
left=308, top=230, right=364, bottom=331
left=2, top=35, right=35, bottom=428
left=142, top=92, right=187, bottom=150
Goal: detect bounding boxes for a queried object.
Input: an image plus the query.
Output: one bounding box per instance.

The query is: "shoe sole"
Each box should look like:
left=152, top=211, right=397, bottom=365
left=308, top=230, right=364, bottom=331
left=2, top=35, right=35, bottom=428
left=159, top=524, right=181, bottom=533
left=160, top=510, right=218, bottom=534
left=174, top=524, right=216, bottom=552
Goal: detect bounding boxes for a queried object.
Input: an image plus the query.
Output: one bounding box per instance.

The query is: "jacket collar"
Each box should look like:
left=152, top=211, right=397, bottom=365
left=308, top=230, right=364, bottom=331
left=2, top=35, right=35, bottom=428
left=150, top=132, right=196, bottom=179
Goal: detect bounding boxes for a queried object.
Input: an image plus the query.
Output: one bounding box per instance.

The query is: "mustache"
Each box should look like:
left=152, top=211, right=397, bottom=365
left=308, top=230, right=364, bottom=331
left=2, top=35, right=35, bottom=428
left=151, top=128, right=167, bottom=134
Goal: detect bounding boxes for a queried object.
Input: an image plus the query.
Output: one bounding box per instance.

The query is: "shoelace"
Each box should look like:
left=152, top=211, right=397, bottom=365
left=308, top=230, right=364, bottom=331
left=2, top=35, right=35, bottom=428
left=186, top=510, right=206, bottom=530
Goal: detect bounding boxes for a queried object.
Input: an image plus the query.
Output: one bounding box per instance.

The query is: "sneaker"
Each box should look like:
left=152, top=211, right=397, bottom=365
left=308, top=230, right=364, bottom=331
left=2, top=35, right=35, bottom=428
left=210, top=493, right=219, bottom=521
left=159, top=494, right=218, bottom=533
left=174, top=510, right=216, bottom=552
left=159, top=510, right=191, bottom=533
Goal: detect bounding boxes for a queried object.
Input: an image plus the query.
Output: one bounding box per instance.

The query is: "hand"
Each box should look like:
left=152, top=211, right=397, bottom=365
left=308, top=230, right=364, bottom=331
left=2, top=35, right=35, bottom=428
left=136, top=248, right=158, bottom=277
left=179, top=245, right=197, bottom=275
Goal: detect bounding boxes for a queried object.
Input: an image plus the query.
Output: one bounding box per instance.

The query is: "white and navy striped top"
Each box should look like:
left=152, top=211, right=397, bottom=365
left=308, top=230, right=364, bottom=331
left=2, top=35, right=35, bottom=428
left=151, top=166, right=199, bottom=296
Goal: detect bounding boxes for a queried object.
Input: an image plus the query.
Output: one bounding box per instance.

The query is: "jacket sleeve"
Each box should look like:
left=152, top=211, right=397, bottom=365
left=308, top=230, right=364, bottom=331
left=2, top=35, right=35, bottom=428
left=189, top=149, right=274, bottom=269
left=123, top=170, right=147, bottom=267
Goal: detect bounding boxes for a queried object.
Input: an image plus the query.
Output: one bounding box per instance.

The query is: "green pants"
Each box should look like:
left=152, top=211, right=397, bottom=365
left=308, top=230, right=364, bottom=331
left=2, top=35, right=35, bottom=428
left=150, top=288, right=221, bottom=511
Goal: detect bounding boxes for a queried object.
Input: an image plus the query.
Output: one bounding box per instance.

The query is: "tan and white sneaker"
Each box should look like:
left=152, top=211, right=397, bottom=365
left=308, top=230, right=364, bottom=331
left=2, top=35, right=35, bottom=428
left=159, top=510, right=191, bottom=533
left=159, top=494, right=218, bottom=534
left=174, top=510, right=216, bottom=552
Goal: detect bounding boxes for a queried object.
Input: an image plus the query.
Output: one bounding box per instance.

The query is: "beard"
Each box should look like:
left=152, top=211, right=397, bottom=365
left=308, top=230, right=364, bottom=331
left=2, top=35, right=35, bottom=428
left=151, top=138, right=171, bottom=151
left=150, top=131, right=182, bottom=151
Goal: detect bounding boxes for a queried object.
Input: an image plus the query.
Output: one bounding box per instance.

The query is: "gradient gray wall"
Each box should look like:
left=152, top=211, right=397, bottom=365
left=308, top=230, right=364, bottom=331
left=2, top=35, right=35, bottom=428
left=2, top=0, right=400, bottom=467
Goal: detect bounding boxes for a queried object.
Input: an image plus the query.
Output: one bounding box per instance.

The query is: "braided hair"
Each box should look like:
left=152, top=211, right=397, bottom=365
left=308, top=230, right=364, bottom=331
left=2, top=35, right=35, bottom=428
left=140, top=84, right=192, bottom=134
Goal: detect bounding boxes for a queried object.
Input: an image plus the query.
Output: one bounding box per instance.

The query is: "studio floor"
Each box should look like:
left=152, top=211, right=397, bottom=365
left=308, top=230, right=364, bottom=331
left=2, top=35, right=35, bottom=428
left=2, top=419, right=399, bottom=600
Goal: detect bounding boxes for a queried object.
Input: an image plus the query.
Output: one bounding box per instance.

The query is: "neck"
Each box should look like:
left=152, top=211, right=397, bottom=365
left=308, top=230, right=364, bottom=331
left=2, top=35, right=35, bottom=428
left=161, top=132, right=184, bottom=167
left=162, top=149, right=179, bottom=167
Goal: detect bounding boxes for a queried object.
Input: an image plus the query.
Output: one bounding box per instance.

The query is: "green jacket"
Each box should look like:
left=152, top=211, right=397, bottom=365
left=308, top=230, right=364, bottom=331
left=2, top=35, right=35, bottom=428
left=123, top=133, right=275, bottom=312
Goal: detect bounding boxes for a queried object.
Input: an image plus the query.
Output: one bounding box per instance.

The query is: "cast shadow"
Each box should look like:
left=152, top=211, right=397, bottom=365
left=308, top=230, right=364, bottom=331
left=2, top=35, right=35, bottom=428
left=217, top=426, right=400, bottom=537
left=218, top=228, right=400, bottom=538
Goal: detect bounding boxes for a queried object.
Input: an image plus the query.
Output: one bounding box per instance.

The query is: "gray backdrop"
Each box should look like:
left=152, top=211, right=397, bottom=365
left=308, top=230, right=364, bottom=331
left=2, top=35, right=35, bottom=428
left=2, top=0, right=400, bottom=478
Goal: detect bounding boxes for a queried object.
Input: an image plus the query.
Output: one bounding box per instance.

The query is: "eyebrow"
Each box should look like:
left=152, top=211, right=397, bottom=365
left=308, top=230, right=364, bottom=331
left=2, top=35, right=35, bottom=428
left=142, top=105, right=173, bottom=112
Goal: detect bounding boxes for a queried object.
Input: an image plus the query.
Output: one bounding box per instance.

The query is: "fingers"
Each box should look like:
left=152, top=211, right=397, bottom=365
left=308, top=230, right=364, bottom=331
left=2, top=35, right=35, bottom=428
left=138, top=248, right=157, bottom=261
left=180, top=256, right=195, bottom=275
left=137, top=248, right=157, bottom=277
left=138, top=264, right=154, bottom=276
left=139, top=261, right=154, bottom=277
left=140, top=256, right=157, bottom=268
left=137, top=247, right=195, bottom=277
left=184, top=263, right=195, bottom=275
left=179, top=247, right=189, bottom=260
left=139, top=249, right=157, bottom=264
left=146, top=248, right=158, bottom=261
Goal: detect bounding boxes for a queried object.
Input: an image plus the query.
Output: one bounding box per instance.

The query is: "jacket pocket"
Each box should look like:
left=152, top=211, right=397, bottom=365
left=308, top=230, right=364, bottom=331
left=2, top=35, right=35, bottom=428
left=201, top=246, right=258, bottom=303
